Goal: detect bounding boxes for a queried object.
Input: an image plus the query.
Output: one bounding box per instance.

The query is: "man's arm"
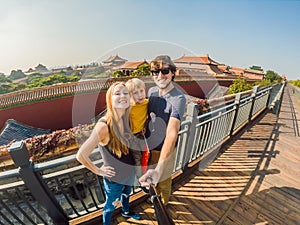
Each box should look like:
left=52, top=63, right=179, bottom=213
left=139, top=116, right=181, bottom=185
left=154, top=117, right=181, bottom=179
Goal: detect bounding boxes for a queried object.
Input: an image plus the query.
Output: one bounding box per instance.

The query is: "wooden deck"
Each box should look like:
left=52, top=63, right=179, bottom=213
left=108, top=86, right=300, bottom=225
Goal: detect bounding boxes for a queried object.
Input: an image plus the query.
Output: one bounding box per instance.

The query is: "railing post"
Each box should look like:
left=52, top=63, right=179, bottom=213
left=182, top=102, right=199, bottom=170
left=266, top=85, right=273, bottom=109
left=229, top=93, right=241, bottom=137
left=272, top=81, right=286, bottom=114
left=248, top=86, right=258, bottom=122
left=8, top=141, right=68, bottom=225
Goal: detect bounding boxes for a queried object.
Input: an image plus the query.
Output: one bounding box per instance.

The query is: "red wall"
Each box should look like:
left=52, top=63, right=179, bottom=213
left=0, top=92, right=107, bottom=131
left=0, top=80, right=232, bottom=131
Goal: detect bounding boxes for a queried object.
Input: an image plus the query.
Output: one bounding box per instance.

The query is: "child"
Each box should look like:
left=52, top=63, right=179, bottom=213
left=125, top=78, right=149, bottom=178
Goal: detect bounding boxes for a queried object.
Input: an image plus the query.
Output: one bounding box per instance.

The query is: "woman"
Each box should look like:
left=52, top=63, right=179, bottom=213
left=76, top=82, right=140, bottom=225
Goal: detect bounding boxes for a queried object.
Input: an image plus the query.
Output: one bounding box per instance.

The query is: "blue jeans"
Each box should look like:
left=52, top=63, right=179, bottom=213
left=102, top=178, right=133, bottom=225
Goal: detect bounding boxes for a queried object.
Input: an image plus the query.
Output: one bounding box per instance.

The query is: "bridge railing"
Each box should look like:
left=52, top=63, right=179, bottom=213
left=0, top=83, right=284, bottom=225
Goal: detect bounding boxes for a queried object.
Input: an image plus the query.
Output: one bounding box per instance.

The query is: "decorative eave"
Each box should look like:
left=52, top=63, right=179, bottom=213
left=102, top=54, right=127, bottom=63
left=173, top=54, right=220, bottom=65
left=217, top=65, right=231, bottom=74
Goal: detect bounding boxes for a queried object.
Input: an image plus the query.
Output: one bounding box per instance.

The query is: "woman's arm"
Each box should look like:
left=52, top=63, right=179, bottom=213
left=76, top=122, right=115, bottom=177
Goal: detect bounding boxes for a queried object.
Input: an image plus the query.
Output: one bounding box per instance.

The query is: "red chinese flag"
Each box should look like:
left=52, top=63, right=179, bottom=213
left=141, top=144, right=150, bottom=174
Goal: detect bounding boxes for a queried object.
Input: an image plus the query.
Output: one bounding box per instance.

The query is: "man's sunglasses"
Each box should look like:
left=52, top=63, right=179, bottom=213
left=150, top=68, right=171, bottom=76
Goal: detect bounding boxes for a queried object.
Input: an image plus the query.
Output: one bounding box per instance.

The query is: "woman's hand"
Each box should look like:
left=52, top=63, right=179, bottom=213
left=98, top=165, right=115, bottom=177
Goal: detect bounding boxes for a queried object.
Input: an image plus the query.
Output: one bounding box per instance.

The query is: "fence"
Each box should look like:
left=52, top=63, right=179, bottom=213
left=0, top=83, right=285, bottom=225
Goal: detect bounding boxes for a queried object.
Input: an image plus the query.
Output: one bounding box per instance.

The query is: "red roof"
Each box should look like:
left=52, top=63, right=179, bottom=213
left=229, top=67, right=244, bottom=75
left=173, top=54, right=220, bottom=65
left=114, top=61, right=148, bottom=70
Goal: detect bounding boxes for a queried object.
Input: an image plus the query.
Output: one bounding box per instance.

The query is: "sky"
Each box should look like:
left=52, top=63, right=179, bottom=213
left=0, top=0, right=299, bottom=80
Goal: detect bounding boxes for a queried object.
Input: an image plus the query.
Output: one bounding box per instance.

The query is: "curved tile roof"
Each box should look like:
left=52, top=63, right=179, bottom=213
left=0, top=119, right=50, bottom=146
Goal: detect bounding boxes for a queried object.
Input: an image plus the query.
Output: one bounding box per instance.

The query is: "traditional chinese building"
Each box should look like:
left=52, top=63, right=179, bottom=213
left=173, top=54, right=232, bottom=78
left=102, top=54, right=127, bottom=68
left=243, top=66, right=265, bottom=80
left=112, top=60, right=148, bottom=76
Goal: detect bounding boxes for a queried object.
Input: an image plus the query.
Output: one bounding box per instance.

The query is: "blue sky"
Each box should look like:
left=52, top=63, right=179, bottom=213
left=0, top=0, right=299, bottom=80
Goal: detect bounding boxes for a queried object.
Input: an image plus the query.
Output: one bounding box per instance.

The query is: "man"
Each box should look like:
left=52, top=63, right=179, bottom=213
left=139, top=55, right=186, bottom=205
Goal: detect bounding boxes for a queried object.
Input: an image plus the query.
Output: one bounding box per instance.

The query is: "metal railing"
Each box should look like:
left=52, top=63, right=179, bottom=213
left=0, top=83, right=285, bottom=225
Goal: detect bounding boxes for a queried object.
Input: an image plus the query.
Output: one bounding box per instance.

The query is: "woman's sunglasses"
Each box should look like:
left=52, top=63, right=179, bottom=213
left=150, top=68, right=171, bottom=76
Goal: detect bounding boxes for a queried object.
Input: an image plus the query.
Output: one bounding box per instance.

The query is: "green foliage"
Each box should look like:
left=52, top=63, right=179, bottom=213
left=0, top=74, right=12, bottom=83
left=68, top=75, right=81, bottom=82
left=0, top=71, right=81, bottom=94
left=0, top=84, right=12, bottom=94
left=253, top=79, right=272, bottom=87
left=289, top=80, right=300, bottom=88
left=27, top=73, right=43, bottom=83
left=8, top=70, right=26, bottom=80
left=70, top=71, right=81, bottom=77
left=112, top=70, right=125, bottom=78
left=26, top=73, right=80, bottom=89
left=130, top=64, right=150, bottom=77
left=27, top=74, right=66, bottom=87
left=228, top=75, right=252, bottom=94
left=0, top=82, right=26, bottom=94
left=265, top=70, right=282, bottom=83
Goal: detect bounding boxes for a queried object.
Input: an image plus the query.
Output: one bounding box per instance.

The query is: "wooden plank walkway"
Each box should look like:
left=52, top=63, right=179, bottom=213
left=107, top=85, right=300, bottom=225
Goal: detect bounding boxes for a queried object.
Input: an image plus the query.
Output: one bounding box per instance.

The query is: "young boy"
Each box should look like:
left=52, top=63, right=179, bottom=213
left=125, top=78, right=148, bottom=178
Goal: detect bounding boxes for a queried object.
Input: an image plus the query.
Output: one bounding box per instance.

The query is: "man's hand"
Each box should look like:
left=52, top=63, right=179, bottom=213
left=139, top=169, right=160, bottom=187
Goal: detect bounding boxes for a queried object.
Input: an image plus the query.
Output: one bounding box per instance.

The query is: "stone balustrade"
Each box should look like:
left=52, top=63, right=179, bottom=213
left=0, top=76, right=206, bottom=109
left=0, top=77, right=131, bottom=109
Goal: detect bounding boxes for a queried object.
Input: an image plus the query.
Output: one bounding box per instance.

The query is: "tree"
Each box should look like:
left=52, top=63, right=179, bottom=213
left=0, top=82, right=26, bottom=94
left=27, top=73, right=43, bottom=83
left=112, top=70, right=125, bottom=78
left=227, top=75, right=252, bottom=94
left=265, top=70, right=282, bottom=83
left=253, top=79, right=272, bottom=87
left=130, top=64, right=150, bottom=77
left=26, top=73, right=80, bottom=89
left=0, top=74, right=12, bottom=83
left=289, top=80, right=300, bottom=88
